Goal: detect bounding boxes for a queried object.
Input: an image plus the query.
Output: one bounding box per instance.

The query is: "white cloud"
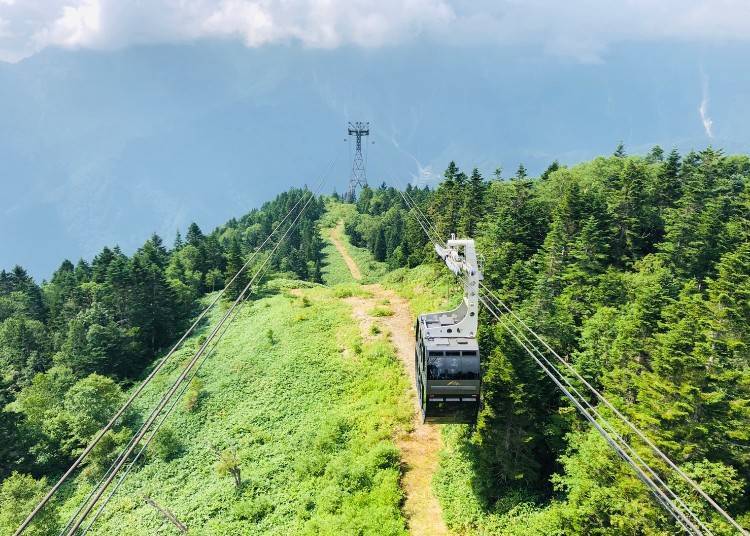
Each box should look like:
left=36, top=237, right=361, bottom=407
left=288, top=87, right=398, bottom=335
left=1, top=0, right=750, bottom=63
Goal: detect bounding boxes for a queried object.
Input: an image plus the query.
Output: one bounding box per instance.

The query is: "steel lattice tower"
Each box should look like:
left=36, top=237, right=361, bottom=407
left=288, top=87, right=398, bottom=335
left=346, top=121, right=370, bottom=201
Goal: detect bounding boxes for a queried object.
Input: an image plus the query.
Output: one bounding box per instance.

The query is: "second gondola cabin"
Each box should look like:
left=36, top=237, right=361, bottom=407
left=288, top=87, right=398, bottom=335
left=415, top=238, right=482, bottom=424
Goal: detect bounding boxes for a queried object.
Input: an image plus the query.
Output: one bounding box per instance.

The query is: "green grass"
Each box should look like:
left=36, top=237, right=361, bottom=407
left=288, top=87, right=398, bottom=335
left=320, top=238, right=356, bottom=287
left=318, top=199, right=360, bottom=286
left=58, top=285, right=411, bottom=535
left=381, top=263, right=460, bottom=315
left=319, top=199, right=357, bottom=229
left=368, top=306, right=393, bottom=317
left=319, top=200, right=388, bottom=285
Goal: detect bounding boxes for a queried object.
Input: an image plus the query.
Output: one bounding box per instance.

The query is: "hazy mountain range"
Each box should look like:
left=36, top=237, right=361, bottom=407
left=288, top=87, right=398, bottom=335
left=1, top=41, right=749, bottom=279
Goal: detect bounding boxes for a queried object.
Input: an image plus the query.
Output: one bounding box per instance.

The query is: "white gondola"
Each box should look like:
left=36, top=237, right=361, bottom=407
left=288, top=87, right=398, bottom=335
left=415, top=238, right=482, bottom=424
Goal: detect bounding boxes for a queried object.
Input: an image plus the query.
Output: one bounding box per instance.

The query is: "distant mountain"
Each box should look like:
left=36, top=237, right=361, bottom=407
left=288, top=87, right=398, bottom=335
left=1, top=41, right=748, bottom=279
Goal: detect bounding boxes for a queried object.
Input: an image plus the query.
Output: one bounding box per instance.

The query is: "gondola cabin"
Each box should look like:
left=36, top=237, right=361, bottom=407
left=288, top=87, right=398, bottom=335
left=415, top=238, right=482, bottom=424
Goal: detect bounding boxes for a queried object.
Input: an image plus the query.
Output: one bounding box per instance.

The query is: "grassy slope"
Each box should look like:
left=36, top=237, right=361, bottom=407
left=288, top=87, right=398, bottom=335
left=319, top=201, right=388, bottom=285
left=60, top=283, right=411, bottom=535
left=313, top=198, right=543, bottom=534
left=56, top=200, right=503, bottom=535
left=383, top=266, right=558, bottom=535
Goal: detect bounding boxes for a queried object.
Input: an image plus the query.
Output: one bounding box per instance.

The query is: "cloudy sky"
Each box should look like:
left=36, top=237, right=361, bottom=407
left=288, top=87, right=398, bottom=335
left=2, top=0, right=750, bottom=63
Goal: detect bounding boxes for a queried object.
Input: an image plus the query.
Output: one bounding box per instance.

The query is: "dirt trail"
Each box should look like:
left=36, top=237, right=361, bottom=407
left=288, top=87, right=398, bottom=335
left=329, top=222, right=362, bottom=281
left=329, top=224, right=448, bottom=535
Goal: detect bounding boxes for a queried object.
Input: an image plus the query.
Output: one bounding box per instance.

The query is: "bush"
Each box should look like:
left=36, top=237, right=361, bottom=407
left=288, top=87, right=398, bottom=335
left=333, top=286, right=354, bottom=298
left=183, top=377, right=203, bottom=412
left=367, top=442, right=401, bottom=471
left=0, top=472, right=59, bottom=536
left=215, top=447, right=242, bottom=489
left=82, top=427, right=132, bottom=481
left=234, top=496, right=273, bottom=522
left=369, top=306, right=393, bottom=317
left=149, top=426, right=183, bottom=461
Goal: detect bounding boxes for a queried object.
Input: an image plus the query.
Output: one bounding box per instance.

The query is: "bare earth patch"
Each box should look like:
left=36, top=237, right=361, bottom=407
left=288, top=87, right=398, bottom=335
left=329, top=222, right=362, bottom=281
left=330, top=221, right=448, bottom=535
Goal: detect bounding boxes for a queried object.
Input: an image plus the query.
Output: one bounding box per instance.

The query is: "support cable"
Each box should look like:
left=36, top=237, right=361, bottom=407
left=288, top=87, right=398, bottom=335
left=63, top=170, right=330, bottom=535
left=78, top=298, right=244, bottom=534
left=397, top=181, right=744, bottom=534
left=16, top=156, right=335, bottom=535
left=479, top=282, right=747, bottom=536
left=478, top=291, right=706, bottom=535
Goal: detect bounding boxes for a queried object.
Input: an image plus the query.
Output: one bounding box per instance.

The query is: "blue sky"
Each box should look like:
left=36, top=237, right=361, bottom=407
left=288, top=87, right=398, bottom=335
left=1, top=2, right=749, bottom=279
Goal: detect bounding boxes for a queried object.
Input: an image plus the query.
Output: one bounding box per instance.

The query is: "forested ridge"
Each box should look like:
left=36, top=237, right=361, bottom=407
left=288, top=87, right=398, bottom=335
left=0, top=189, right=326, bottom=530
left=345, top=146, right=750, bottom=533
left=2, top=145, right=750, bottom=534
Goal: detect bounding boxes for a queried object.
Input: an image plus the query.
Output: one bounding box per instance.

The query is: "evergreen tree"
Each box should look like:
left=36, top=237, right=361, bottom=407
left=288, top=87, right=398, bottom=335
left=458, top=168, right=486, bottom=236
left=540, top=160, right=560, bottom=181
left=130, top=237, right=181, bottom=357
left=185, top=222, right=204, bottom=247
left=515, top=163, right=527, bottom=180
left=173, top=230, right=184, bottom=251
left=223, top=238, right=246, bottom=300
left=646, top=144, right=665, bottom=163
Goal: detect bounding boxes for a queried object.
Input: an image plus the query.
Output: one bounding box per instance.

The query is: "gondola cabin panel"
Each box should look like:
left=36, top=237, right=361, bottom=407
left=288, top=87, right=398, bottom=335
left=414, top=238, right=483, bottom=424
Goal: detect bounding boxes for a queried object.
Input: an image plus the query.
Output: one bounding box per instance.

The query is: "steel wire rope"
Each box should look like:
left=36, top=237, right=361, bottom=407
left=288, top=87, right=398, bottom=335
left=477, top=292, right=701, bottom=535
left=60, top=277, right=254, bottom=536
left=77, top=171, right=335, bottom=531
left=12, top=168, right=324, bottom=536
left=62, top=164, right=333, bottom=535
left=397, top=182, right=724, bottom=534
left=78, top=297, right=246, bottom=534
left=54, top=186, right=320, bottom=536
left=477, top=290, right=707, bottom=535
left=478, top=281, right=748, bottom=535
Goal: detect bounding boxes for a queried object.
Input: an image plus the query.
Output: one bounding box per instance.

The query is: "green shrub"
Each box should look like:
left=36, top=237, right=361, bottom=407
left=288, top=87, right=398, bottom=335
left=0, top=472, right=60, bottom=536
left=183, top=377, right=203, bottom=412
left=333, top=286, right=354, bottom=298
left=82, top=427, right=132, bottom=481
left=234, top=496, right=273, bottom=522
left=215, top=447, right=242, bottom=488
left=148, top=426, right=183, bottom=462
left=369, top=306, right=393, bottom=317
left=314, top=416, right=351, bottom=453
left=314, top=483, right=344, bottom=514
left=366, top=442, right=401, bottom=471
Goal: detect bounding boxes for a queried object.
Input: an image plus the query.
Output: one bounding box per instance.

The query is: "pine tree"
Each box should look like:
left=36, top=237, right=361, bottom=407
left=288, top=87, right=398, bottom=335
left=708, top=241, right=750, bottom=364
left=185, top=222, right=204, bottom=247
left=130, top=238, right=181, bottom=357
left=646, top=145, right=665, bottom=163
left=614, top=141, right=626, bottom=157
left=458, top=168, right=486, bottom=236
left=223, top=238, right=246, bottom=300
left=540, top=160, right=560, bottom=181
left=653, top=148, right=682, bottom=210
left=173, top=230, right=184, bottom=251
left=515, top=163, right=527, bottom=180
